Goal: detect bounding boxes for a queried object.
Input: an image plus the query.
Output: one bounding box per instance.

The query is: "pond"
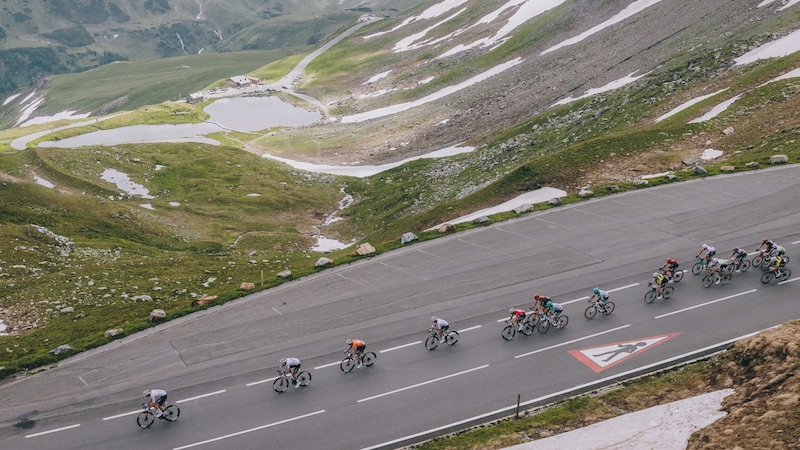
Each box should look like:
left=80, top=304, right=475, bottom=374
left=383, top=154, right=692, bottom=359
left=39, top=96, right=322, bottom=148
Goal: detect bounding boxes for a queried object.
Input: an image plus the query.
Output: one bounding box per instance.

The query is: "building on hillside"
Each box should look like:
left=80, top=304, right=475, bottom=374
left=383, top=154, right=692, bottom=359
left=186, top=92, right=205, bottom=104
left=226, top=76, right=259, bottom=88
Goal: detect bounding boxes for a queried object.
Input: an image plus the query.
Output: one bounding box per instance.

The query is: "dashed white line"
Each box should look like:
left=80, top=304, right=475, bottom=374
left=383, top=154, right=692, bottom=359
left=779, top=277, right=798, bottom=285
left=459, top=325, right=482, bottom=332
left=103, top=409, right=141, bottom=421
left=313, top=360, right=341, bottom=370
left=172, top=410, right=326, bottom=449
left=25, top=424, right=80, bottom=438
left=380, top=341, right=422, bottom=353
left=177, top=390, right=226, bottom=403
left=514, top=325, right=631, bottom=359
left=654, top=289, right=757, bottom=319
left=357, top=365, right=489, bottom=403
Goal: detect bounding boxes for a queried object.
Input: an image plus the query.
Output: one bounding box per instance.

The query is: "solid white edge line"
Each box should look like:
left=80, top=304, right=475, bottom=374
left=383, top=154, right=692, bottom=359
left=357, top=365, right=489, bottom=403
left=177, top=390, right=226, bottom=403
left=514, top=325, right=631, bottom=359
left=173, top=409, right=326, bottom=450
left=360, top=330, right=763, bottom=450
left=380, top=341, right=422, bottom=353
left=25, top=424, right=80, bottom=438
left=654, top=289, right=757, bottom=319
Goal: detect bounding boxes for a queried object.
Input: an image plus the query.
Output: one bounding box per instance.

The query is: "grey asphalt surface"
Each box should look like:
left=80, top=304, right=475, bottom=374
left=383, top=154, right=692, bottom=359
left=1, top=165, right=799, bottom=450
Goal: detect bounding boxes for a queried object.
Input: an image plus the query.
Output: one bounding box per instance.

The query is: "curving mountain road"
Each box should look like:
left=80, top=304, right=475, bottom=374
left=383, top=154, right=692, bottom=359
left=1, top=165, right=798, bottom=449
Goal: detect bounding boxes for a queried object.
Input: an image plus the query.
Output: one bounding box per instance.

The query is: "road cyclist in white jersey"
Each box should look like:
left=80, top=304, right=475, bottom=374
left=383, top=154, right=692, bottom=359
left=279, top=357, right=302, bottom=388
left=143, top=389, right=168, bottom=417
left=431, top=316, right=450, bottom=343
left=697, top=244, right=716, bottom=267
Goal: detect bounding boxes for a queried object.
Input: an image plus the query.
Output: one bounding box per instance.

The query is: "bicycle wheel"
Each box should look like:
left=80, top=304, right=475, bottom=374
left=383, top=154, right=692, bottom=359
left=691, top=261, right=704, bottom=275
left=521, top=322, right=534, bottom=336
left=721, top=274, right=732, bottom=284
left=273, top=376, right=289, bottom=392
left=672, top=270, right=684, bottom=282
left=584, top=305, right=597, bottom=320
left=501, top=325, right=515, bottom=341
left=445, top=330, right=460, bottom=345
left=340, top=357, right=356, bottom=373
left=752, top=254, right=764, bottom=267
left=297, top=371, right=312, bottom=387
left=363, top=352, right=377, bottom=367
left=537, top=319, right=551, bottom=333
left=424, top=335, right=439, bottom=350
left=760, top=272, right=774, bottom=284
left=722, top=264, right=734, bottom=275
left=556, top=315, right=569, bottom=329
left=702, top=274, right=715, bottom=288
left=137, top=411, right=155, bottom=428
left=162, top=405, right=180, bottom=422
left=604, top=301, right=616, bottom=315
left=739, top=260, right=751, bottom=272
left=760, top=258, right=773, bottom=271
left=662, top=286, right=674, bottom=299
left=525, top=313, right=540, bottom=327
left=779, top=268, right=792, bottom=281
left=644, top=290, right=656, bottom=304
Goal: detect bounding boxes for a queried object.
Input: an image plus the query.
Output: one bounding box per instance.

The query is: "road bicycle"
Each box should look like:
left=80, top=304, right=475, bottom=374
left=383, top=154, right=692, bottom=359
left=761, top=267, right=791, bottom=284
left=729, top=257, right=751, bottom=273
left=273, top=369, right=311, bottom=392
left=137, top=403, right=180, bottom=428
left=425, top=327, right=460, bottom=350
left=340, top=350, right=377, bottom=372
left=584, top=298, right=615, bottom=319
left=759, top=255, right=791, bottom=271
left=702, top=272, right=732, bottom=287
left=753, top=250, right=790, bottom=270
left=660, top=267, right=684, bottom=282
left=643, top=282, right=674, bottom=303
left=501, top=319, right=534, bottom=340
left=536, top=312, right=568, bottom=333
left=691, top=257, right=710, bottom=275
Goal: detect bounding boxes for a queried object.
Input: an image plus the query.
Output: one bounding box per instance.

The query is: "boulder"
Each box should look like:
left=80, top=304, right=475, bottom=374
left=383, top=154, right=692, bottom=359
left=354, top=243, right=376, bottom=256
left=59, top=307, right=75, bottom=313
left=722, top=126, right=735, bottom=135
left=239, top=282, right=255, bottom=290
left=693, top=165, right=708, bottom=174
left=400, top=232, right=417, bottom=244
left=315, top=257, right=333, bottom=267
left=606, top=185, right=620, bottom=192
left=191, top=295, right=218, bottom=306
left=745, top=161, right=759, bottom=168
left=769, top=154, right=788, bottom=164
left=513, top=204, right=532, bottom=214
left=578, top=189, right=594, bottom=198
left=720, top=165, right=736, bottom=172
left=277, top=270, right=292, bottom=279
left=49, top=344, right=72, bottom=355
left=633, top=179, right=649, bottom=186
left=131, top=295, right=153, bottom=302
left=473, top=216, right=490, bottom=224
left=104, top=328, right=123, bottom=337
left=149, top=309, right=166, bottom=321
left=548, top=198, right=562, bottom=206
left=438, top=223, right=455, bottom=233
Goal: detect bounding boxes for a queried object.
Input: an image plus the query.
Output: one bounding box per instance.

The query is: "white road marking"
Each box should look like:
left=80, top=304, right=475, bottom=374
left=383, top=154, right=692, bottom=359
left=515, top=325, right=631, bottom=359
left=654, top=289, right=757, bottom=319
left=313, top=360, right=341, bottom=370
left=103, top=409, right=142, bottom=420
left=779, top=277, right=798, bottom=285
left=459, top=325, right=482, bottom=332
left=25, top=424, right=80, bottom=438
left=177, top=390, right=226, bottom=403
left=380, top=341, right=422, bottom=353
left=173, top=410, right=326, bottom=449
left=357, top=365, right=489, bottom=403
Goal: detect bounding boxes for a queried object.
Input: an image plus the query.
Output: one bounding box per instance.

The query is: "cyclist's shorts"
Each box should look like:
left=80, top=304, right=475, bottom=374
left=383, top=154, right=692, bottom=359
left=289, top=362, right=301, bottom=373
left=155, top=395, right=167, bottom=406
left=355, top=344, right=365, bottom=354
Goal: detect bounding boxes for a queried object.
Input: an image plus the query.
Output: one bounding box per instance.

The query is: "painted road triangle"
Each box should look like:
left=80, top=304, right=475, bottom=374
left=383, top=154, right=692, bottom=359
left=568, top=332, right=682, bottom=373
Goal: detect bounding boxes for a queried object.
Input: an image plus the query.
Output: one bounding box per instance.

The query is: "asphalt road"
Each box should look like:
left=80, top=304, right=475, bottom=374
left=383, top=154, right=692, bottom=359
left=1, top=165, right=799, bottom=450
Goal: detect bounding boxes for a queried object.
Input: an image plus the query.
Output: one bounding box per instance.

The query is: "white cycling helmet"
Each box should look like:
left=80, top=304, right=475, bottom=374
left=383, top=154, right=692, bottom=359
left=279, top=358, right=287, bottom=365
left=143, top=390, right=150, bottom=397
left=431, top=316, right=438, bottom=322
left=712, top=258, right=719, bottom=264
left=346, top=339, right=353, bottom=346
left=652, top=272, right=659, bottom=278
left=509, top=307, right=516, bottom=314
left=702, top=244, right=709, bottom=249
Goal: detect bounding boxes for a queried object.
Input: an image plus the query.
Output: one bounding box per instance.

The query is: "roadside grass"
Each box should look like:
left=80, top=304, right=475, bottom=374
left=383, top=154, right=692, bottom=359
left=412, top=362, right=714, bottom=450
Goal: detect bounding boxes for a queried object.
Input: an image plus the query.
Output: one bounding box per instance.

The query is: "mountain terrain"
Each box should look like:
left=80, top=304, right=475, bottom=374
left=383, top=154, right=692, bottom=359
left=0, top=0, right=798, bottom=385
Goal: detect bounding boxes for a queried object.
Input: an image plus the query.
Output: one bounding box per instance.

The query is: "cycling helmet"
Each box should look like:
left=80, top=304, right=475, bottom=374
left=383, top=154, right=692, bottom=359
left=346, top=339, right=353, bottom=346
left=733, top=247, right=739, bottom=252
left=712, top=258, right=719, bottom=264
left=592, top=287, right=599, bottom=294
left=509, top=307, right=516, bottom=314
left=533, top=294, right=541, bottom=300
left=431, top=316, right=438, bottom=322
left=143, top=390, right=150, bottom=397
left=667, top=258, right=676, bottom=263
left=763, top=238, right=769, bottom=243
left=652, top=272, right=659, bottom=278
left=702, top=244, right=708, bottom=249
left=279, top=358, right=287, bottom=366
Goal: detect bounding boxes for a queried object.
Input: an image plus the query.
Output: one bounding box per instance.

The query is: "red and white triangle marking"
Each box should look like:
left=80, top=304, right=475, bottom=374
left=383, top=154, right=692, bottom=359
left=568, top=332, right=682, bottom=373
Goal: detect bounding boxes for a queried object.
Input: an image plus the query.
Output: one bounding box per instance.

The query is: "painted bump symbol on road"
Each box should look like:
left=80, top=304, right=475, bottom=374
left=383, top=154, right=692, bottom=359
left=568, top=332, right=681, bottom=373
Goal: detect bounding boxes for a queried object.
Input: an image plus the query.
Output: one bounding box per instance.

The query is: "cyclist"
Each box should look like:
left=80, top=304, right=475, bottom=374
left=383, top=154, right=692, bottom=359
left=660, top=258, right=680, bottom=281
left=770, top=254, right=787, bottom=277
left=279, top=357, right=302, bottom=388
left=542, top=299, right=564, bottom=326
left=531, top=294, right=550, bottom=316
left=345, top=339, right=367, bottom=368
left=707, top=258, right=724, bottom=284
left=590, top=287, right=610, bottom=313
left=431, top=316, right=449, bottom=343
left=508, top=307, right=526, bottom=331
left=652, top=272, right=667, bottom=298
left=143, top=389, right=168, bottom=417
left=757, top=238, right=776, bottom=253
left=730, top=247, right=747, bottom=272
left=697, top=244, right=716, bottom=267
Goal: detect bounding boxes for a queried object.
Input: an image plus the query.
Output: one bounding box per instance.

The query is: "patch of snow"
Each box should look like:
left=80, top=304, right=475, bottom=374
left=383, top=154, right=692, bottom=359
left=155, top=164, right=166, bottom=171
left=0, top=319, right=7, bottom=335
left=758, top=66, right=800, bottom=87
left=140, top=203, right=155, bottom=210
left=19, top=110, right=91, bottom=127
left=101, top=168, right=155, bottom=199
left=432, top=187, right=567, bottom=228
left=757, top=0, right=800, bottom=11
left=392, top=9, right=468, bottom=53
left=19, top=92, right=37, bottom=104
left=311, top=236, right=349, bottom=252
left=688, top=95, right=742, bottom=123
left=341, top=58, right=523, bottom=123
left=14, top=98, right=45, bottom=127
left=32, top=173, right=55, bottom=188
left=553, top=72, right=649, bottom=106
left=247, top=193, right=262, bottom=197
left=701, top=148, right=723, bottom=160
left=2, top=93, right=21, bottom=106
left=654, top=89, right=728, bottom=123
left=734, top=28, right=800, bottom=65
left=542, top=0, right=665, bottom=55
left=169, top=202, right=181, bottom=207
left=363, top=0, right=471, bottom=40
left=363, top=71, right=391, bottom=84
left=418, top=76, right=435, bottom=84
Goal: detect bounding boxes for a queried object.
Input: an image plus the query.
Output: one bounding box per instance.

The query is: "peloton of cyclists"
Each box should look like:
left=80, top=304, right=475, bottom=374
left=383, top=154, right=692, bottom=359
left=660, top=258, right=680, bottom=281
left=345, top=339, right=367, bottom=368
left=279, top=357, right=302, bottom=388
left=730, top=247, right=747, bottom=272
left=431, top=316, right=449, bottom=343
left=590, top=287, right=610, bottom=313
left=697, top=244, right=716, bottom=267
left=508, top=307, right=526, bottom=331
